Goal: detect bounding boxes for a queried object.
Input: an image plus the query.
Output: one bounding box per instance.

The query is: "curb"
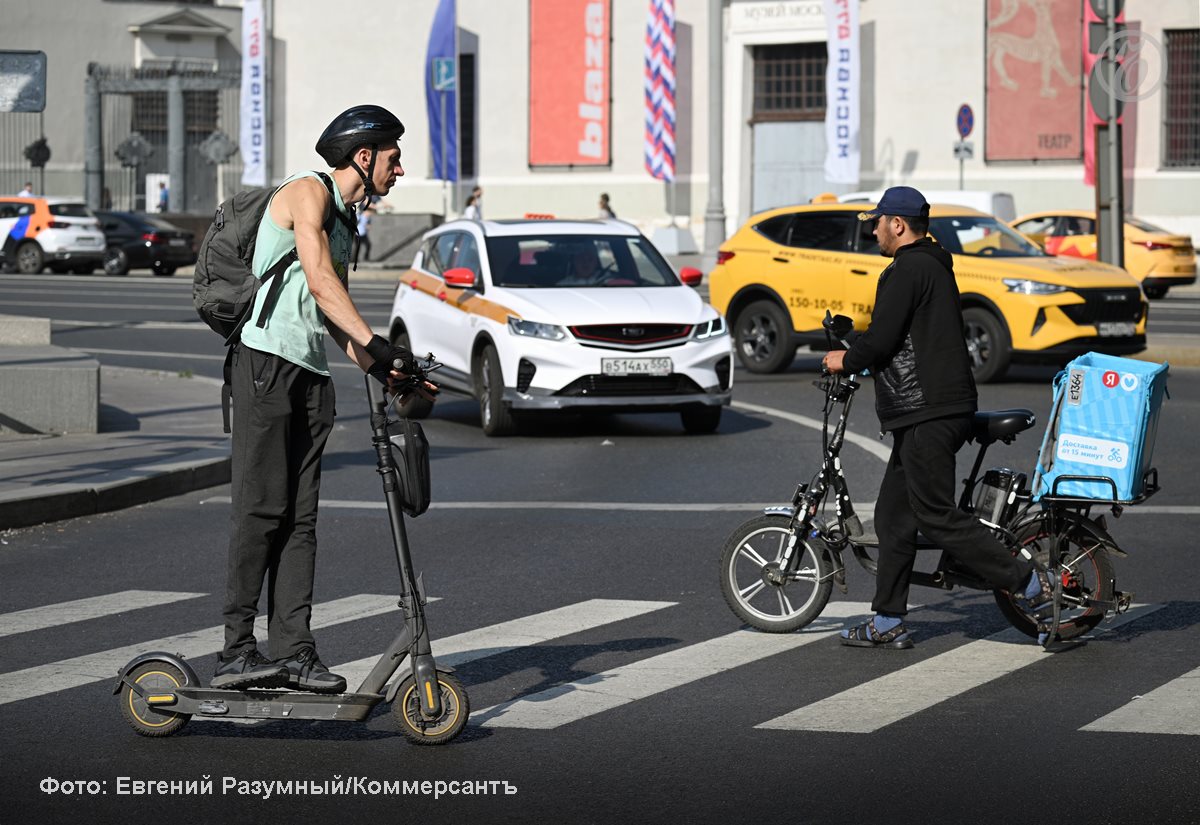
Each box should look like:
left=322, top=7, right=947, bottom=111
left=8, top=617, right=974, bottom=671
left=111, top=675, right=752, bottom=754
left=0, top=446, right=230, bottom=531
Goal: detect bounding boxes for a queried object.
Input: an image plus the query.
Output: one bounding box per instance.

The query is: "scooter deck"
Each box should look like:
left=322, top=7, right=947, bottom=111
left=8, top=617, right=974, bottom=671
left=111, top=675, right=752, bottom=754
left=165, top=687, right=385, bottom=722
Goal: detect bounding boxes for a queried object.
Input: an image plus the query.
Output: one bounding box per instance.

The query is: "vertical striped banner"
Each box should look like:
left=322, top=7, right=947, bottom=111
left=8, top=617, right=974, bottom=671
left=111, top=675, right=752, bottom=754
left=644, top=0, right=676, bottom=182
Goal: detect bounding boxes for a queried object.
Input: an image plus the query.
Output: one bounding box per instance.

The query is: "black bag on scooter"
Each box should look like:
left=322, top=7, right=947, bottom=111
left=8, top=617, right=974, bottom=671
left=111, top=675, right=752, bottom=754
left=388, top=417, right=431, bottom=517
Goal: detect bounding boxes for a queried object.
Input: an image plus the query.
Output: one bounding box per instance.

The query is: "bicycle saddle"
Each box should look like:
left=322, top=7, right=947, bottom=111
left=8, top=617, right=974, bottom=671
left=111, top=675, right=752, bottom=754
left=971, top=409, right=1036, bottom=445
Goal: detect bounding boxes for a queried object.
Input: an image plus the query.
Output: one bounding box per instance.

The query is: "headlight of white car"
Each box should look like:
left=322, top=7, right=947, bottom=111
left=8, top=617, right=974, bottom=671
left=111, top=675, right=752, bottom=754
left=692, top=315, right=728, bottom=340
left=507, top=316, right=568, bottom=341
left=1002, top=278, right=1068, bottom=295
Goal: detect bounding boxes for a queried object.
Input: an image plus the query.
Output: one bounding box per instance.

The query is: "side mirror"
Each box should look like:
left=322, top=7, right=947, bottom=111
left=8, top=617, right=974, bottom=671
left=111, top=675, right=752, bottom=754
left=443, top=267, right=477, bottom=288
left=679, top=266, right=703, bottom=287
left=822, top=312, right=854, bottom=339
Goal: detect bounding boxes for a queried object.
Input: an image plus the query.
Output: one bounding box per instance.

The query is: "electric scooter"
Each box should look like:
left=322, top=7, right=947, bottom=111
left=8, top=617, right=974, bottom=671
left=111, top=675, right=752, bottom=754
left=114, top=362, right=469, bottom=745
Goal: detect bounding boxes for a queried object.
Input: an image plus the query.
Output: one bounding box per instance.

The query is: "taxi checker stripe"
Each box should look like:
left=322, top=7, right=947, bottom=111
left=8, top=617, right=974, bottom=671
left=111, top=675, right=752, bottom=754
left=403, top=269, right=518, bottom=325
left=756, top=603, right=1163, bottom=734
left=0, top=594, right=410, bottom=706
left=331, top=598, right=677, bottom=690
left=473, top=601, right=873, bottom=729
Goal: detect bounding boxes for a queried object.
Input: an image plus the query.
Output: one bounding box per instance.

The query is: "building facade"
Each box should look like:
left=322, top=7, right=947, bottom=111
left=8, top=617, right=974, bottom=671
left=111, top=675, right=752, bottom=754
left=4, top=0, right=1197, bottom=240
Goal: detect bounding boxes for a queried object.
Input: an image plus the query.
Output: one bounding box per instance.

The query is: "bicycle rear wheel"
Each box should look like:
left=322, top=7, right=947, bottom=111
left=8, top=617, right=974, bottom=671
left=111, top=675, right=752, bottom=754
left=720, top=514, right=833, bottom=632
left=994, top=513, right=1115, bottom=640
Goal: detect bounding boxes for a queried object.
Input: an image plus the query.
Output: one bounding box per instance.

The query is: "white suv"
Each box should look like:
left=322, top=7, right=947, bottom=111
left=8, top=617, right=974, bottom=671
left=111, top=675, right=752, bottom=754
left=387, top=218, right=733, bottom=436
left=0, top=197, right=106, bottom=274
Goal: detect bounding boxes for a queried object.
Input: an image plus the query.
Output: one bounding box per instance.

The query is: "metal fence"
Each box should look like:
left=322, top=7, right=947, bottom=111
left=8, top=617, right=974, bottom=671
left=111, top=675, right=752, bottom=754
left=92, top=62, right=244, bottom=213
left=0, top=113, right=46, bottom=197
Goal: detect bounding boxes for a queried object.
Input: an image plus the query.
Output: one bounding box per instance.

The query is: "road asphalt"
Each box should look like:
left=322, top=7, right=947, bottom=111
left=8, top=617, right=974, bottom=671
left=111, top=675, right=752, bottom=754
left=1, top=265, right=1195, bottom=531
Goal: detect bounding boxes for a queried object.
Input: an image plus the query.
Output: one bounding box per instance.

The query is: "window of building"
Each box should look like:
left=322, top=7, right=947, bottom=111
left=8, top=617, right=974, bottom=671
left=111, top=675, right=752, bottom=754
left=1164, top=29, right=1200, bottom=168
left=459, top=53, right=476, bottom=179
left=752, top=42, right=827, bottom=121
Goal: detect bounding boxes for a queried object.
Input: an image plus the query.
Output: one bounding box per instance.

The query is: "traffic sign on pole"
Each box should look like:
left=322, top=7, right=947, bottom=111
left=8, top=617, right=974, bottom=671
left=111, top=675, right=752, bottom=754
left=956, top=104, right=974, bottom=139
left=433, top=57, right=456, bottom=92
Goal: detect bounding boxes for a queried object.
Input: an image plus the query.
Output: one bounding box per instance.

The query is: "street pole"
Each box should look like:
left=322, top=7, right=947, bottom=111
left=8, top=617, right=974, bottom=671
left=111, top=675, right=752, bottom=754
left=440, top=91, right=448, bottom=217
left=1105, top=0, right=1124, bottom=268
left=84, top=66, right=103, bottom=210
left=167, top=71, right=185, bottom=212
left=702, top=0, right=726, bottom=270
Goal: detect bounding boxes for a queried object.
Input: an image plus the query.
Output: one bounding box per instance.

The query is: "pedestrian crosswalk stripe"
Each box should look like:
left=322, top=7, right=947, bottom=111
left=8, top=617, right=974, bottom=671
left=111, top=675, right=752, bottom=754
left=0, top=594, right=409, bottom=707
left=756, top=603, right=1164, bottom=734
left=0, top=591, right=205, bottom=639
left=472, top=601, right=873, bottom=730
left=1080, top=662, right=1200, bottom=736
left=334, top=598, right=678, bottom=690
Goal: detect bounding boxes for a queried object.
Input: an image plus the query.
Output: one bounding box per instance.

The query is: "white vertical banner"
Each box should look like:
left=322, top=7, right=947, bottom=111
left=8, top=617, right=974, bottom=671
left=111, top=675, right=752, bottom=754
left=823, top=0, right=860, bottom=185
left=240, top=0, right=267, bottom=187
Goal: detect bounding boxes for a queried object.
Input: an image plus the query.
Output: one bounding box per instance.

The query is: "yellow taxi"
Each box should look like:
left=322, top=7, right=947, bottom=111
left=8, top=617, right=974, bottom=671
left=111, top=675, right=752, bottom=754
left=1011, top=210, right=1196, bottom=299
left=708, top=201, right=1147, bottom=382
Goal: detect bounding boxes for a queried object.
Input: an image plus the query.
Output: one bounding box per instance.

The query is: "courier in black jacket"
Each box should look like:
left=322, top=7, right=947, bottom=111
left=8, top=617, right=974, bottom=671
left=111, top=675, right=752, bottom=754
left=823, top=186, right=1047, bottom=649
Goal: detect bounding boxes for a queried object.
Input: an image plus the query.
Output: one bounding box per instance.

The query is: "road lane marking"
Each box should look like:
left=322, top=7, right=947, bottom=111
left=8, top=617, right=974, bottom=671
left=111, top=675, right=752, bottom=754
left=732, top=401, right=892, bottom=462
left=1081, top=664, right=1200, bottom=736
left=756, top=603, right=1164, bottom=734
left=200, top=496, right=879, bottom=513
left=0, top=594, right=411, bottom=706
left=333, top=598, right=677, bottom=689
left=0, top=591, right=206, bottom=638
left=473, top=601, right=872, bottom=729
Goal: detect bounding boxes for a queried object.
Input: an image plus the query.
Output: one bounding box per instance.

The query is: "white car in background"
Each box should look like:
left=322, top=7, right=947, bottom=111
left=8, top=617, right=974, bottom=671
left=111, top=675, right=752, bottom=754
left=387, top=218, right=733, bottom=436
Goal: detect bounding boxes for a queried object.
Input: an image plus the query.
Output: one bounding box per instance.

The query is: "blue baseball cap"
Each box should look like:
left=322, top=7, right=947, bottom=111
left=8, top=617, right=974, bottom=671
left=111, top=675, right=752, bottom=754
left=857, top=186, right=930, bottom=221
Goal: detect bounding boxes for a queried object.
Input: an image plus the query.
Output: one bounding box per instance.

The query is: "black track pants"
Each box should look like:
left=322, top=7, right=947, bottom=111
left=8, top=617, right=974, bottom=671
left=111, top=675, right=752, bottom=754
left=223, top=344, right=335, bottom=659
left=872, top=415, right=1031, bottom=617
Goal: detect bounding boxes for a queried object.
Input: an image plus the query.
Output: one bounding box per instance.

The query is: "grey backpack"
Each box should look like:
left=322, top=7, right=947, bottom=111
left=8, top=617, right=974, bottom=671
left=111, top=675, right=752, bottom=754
left=192, top=171, right=344, bottom=343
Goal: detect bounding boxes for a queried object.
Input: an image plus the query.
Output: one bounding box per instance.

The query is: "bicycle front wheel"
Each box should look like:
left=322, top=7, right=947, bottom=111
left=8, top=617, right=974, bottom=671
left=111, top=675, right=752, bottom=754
left=720, top=514, right=833, bottom=632
left=994, top=512, right=1115, bottom=640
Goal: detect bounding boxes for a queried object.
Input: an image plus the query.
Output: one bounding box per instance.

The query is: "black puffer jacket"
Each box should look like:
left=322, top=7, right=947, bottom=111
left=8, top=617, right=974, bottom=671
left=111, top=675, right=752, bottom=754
left=842, top=238, right=977, bottom=431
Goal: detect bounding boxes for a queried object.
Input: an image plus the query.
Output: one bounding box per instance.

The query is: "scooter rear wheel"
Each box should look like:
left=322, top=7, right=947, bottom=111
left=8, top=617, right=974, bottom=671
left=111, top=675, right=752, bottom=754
left=118, top=662, right=191, bottom=737
left=720, top=514, right=833, bottom=632
left=393, top=672, right=469, bottom=745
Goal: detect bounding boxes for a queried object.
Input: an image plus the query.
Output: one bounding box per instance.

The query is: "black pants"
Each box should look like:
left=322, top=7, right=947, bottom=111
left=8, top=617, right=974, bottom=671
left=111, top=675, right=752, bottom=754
left=223, top=344, right=335, bottom=659
left=872, top=415, right=1032, bottom=616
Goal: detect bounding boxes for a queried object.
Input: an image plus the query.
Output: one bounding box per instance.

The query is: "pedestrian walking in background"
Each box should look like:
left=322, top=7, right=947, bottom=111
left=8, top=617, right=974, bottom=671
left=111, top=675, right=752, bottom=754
left=355, top=203, right=373, bottom=262
left=463, top=185, right=483, bottom=220
left=598, top=193, right=615, bottom=219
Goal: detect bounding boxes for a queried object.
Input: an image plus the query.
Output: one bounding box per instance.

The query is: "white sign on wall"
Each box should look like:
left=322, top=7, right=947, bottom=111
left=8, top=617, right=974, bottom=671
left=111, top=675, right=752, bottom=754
left=240, top=0, right=267, bottom=187
left=822, top=0, right=859, bottom=185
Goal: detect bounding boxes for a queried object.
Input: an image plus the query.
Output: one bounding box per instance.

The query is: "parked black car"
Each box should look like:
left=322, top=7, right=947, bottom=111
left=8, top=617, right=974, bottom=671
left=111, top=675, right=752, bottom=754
left=95, top=211, right=197, bottom=276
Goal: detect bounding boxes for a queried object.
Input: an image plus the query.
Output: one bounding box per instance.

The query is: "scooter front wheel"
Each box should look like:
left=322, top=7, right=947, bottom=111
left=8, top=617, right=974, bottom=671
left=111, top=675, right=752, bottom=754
left=118, top=661, right=191, bottom=737
left=720, top=514, right=833, bottom=632
left=393, top=671, right=469, bottom=745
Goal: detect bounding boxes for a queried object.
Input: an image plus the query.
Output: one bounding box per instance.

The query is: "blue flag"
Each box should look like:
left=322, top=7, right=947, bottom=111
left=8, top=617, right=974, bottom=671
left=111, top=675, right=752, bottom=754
left=425, top=0, right=458, bottom=182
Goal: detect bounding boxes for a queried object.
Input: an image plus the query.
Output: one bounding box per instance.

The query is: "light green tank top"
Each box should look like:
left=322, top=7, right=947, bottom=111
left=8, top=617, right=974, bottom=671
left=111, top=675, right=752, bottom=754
left=240, top=171, right=354, bottom=375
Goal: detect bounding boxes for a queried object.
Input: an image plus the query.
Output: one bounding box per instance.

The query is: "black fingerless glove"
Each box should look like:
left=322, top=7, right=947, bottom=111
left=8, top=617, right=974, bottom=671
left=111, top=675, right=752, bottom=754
left=365, top=334, right=416, bottom=382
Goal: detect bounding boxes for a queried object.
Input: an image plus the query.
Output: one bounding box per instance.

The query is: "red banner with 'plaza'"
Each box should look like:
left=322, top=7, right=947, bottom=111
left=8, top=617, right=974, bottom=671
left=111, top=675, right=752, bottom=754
left=529, top=0, right=611, bottom=166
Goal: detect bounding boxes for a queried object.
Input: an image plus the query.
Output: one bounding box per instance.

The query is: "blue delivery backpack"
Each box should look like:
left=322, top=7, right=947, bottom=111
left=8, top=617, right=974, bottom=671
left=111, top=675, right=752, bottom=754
left=1032, top=352, right=1168, bottom=503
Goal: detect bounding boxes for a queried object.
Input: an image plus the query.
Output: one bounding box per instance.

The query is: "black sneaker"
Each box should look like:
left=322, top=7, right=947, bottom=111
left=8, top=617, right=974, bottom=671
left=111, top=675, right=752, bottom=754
left=211, top=647, right=289, bottom=689
left=275, top=647, right=347, bottom=693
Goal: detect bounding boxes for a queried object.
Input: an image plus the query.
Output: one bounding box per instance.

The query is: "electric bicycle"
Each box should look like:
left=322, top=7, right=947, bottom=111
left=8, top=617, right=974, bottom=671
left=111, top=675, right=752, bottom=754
left=719, top=314, right=1148, bottom=647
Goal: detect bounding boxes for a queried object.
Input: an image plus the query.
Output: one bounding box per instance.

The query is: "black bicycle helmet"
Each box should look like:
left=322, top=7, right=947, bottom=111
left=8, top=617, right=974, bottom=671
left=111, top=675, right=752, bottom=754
left=315, top=105, right=405, bottom=198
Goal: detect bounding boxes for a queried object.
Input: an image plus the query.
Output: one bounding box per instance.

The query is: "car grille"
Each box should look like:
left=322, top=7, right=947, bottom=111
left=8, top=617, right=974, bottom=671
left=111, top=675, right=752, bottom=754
left=569, top=323, right=693, bottom=350
left=555, top=374, right=704, bottom=397
left=1059, top=288, right=1144, bottom=325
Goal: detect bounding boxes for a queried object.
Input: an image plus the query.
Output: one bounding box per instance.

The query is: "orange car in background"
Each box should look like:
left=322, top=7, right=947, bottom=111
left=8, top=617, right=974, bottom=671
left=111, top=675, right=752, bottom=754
left=1012, top=210, right=1196, bottom=299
